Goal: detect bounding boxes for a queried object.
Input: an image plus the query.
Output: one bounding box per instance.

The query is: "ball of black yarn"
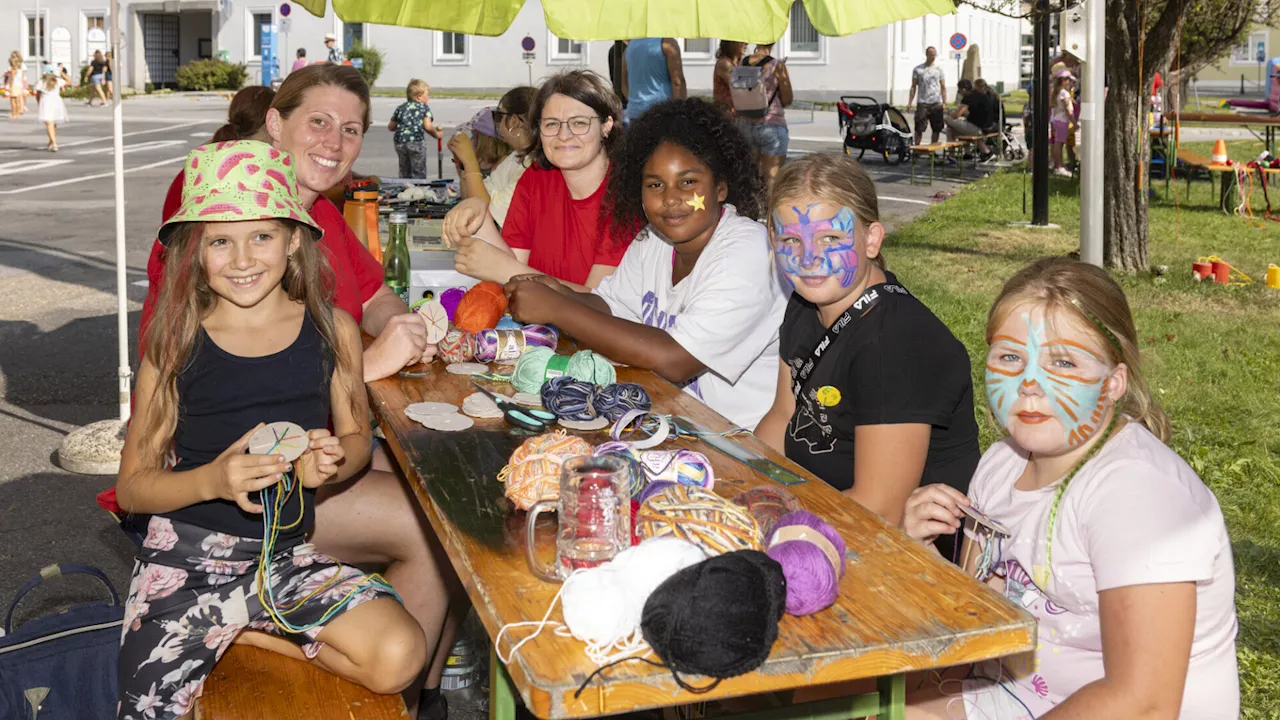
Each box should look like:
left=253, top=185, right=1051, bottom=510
left=641, top=550, right=786, bottom=681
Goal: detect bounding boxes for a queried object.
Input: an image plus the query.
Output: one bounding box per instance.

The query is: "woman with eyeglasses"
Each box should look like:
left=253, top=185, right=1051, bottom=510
left=447, top=86, right=536, bottom=227
left=442, top=70, right=630, bottom=291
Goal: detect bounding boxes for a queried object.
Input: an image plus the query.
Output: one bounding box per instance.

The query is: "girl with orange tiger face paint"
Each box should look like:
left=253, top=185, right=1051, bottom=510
left=985, top=304, right=1122, bottom=455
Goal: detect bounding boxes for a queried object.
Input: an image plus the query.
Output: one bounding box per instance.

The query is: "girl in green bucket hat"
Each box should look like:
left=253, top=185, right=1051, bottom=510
left=115, top=140, right=427, bottom=719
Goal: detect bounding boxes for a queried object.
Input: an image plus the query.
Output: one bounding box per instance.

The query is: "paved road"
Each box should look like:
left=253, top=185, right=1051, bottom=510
left=0, top=94, right=979, bottom=625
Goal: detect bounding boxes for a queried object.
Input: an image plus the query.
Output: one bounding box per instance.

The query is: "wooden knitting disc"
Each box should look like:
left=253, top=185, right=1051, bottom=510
left=247, top=421, right=308, bottom=462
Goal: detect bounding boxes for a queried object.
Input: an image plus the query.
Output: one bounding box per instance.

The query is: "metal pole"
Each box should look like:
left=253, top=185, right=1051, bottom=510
left=34, top=0, right=42, bottom=85
left=1079, top=0, right=1104, bottom=265
left=1032, top=0, right=1050, bottom=225
left=112, top=0, right=131, bottom=423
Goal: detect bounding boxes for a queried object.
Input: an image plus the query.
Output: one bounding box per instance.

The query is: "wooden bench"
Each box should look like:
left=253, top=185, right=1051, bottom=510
left=957, top=132, right=1003, bottom=160
left=194, top=645, right=408, bottom=720
left=909, top=141, right=966, bottom=185
left=1173, top=150, right=1238, bottom=208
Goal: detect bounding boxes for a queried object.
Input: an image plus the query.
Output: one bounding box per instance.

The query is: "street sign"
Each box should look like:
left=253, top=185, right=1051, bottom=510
left=954, top=51, right=962, bottom=61
left=522, top=51, right=536, bottom=62
left=522, top=35, right=536, bottom=52
left=279, top=17, right=291, bottom=34
left=279, top=2, right=291, bottom=16
left=1258, top=41, right=1266, bottom=63
left=950, top=33, right=967, bottom=51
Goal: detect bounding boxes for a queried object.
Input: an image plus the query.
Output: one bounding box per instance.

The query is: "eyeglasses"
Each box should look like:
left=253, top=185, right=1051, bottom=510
left=539, top=116, right=598, bottom=137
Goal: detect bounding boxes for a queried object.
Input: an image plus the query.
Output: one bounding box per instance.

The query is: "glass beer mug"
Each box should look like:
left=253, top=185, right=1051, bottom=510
left=525, top=455, right=631, bottom=582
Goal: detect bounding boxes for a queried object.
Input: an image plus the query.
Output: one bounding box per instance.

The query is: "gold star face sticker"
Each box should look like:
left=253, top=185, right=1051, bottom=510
left=685, top=193, right=706, bottom=211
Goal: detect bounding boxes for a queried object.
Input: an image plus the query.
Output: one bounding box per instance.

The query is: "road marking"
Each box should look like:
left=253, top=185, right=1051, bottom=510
left=190, top=132, right=207, bottom=137
left=77, top=139, right=186, bottom=156
left=0, top=121, right=207, bottom=156
left=789, top=135, right=842, bottom=143
left=878, top=195, right=931, bottom=206
left=0, top=155, right=186, bottom=194
left=132, top=280, right=149, bottom=287
left=0, top=159, right=75, bottom=176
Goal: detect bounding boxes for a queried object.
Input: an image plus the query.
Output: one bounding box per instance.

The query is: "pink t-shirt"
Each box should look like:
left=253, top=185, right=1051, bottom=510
left=970, top=423, right=1239, bottom=718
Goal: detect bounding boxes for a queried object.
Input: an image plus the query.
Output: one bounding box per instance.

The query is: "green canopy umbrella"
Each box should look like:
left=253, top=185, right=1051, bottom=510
left=295, top=0, right=955, bottom=43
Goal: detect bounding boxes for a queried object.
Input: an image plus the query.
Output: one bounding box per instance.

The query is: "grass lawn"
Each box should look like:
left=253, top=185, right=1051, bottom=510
left=884, top=169, right=1280, bottom=717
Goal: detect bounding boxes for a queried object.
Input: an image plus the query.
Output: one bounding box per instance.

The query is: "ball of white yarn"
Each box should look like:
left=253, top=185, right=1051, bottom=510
left=562, top=537, right=706, bottom=645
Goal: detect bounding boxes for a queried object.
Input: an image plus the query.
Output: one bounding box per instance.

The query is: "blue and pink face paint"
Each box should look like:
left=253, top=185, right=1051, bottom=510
left=770, top=204, right=860, bottom=291
left=985, top=314, right=1113, bottom=449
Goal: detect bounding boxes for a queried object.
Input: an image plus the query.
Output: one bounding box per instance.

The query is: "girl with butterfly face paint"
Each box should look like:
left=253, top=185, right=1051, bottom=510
left=901, top=259, right=1238, bottom=719
left=756, top=155, right=981, bottom=542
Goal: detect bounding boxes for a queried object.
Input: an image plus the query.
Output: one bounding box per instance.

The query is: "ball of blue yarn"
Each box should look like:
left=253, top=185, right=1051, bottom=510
left=593, top=383, right=652, bottom=422
left=540, top=377, right=598, bottom=421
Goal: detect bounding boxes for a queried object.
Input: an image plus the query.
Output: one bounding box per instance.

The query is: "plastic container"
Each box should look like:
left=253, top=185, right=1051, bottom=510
left=440, top=638, right=481, bottom=691
left=343, top=187, right=382, bottom=264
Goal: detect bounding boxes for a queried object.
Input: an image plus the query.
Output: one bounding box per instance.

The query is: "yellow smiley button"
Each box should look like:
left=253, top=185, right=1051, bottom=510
left=815, top=386, right=842, bottom=407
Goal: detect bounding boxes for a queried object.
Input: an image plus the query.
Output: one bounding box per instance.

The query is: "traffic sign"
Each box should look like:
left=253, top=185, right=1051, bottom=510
left=950, top=33, right=967, bottom=51
left=1258, top=41, right=1266, bottom=63
left=279, top=2, right=291, bottom=16
left=521, top=35, right=536, bottom=52
left=522, top=51, right=536, bottom=62
left=953, top=51, right=962, bottom=61
left=279, top=17, right=291, bottom=34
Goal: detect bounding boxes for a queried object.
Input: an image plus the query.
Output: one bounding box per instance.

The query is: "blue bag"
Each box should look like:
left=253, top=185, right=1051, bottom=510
left=0, top=564, right=124, bottom=720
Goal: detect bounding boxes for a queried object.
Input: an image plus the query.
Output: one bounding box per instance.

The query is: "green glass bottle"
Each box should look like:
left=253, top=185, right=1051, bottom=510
left=384, top=211, right=411, bottom=305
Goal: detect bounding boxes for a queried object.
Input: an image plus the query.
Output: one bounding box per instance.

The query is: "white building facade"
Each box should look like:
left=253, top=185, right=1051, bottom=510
left=6, top=0, right=1022, bottom=102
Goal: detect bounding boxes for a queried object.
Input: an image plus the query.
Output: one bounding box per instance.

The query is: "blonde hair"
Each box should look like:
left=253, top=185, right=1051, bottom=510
left=407, top=78, right=429, bottom=102
left=42, top=72, right=57, bottom=93
left=136, top=219, right=359, bottom=468
left=985, top=257, right=1171, bottom=442
left=767, top=153, right=887, bottom=269
left=473, top=132, right=513, bottom=170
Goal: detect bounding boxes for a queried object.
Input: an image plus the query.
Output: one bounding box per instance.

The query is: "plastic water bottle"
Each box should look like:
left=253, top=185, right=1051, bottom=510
left=384, top=211, right=410, bottom=306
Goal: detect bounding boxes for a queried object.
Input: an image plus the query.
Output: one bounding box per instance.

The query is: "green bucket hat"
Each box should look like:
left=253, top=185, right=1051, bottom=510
left=158, top=140, right=324, bottom=245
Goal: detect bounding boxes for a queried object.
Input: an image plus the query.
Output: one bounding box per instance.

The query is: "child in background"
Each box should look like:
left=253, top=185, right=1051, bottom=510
left=901, top=258, right=1238, bottom=718
left=448, top=86, right=536, bottom=227
left=754, top=154, right=979, bottom=555
left=388, top=78, right=442, bottom=179
left=1050, top=69, right=1076, bottom=177
left=7, top=53, right=26, bottom=118
left=115, top=141, right=425, bottom=719
left=38, top=67, right=71, bottom=152
left=505, top=98, right=785, bottom=429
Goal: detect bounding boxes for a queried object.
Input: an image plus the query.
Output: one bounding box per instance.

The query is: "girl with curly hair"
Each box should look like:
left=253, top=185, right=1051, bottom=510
left=506, top=98, right=786, bottom=429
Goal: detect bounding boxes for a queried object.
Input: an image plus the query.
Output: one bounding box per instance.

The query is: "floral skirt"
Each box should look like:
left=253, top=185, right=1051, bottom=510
left=117, top=516, right=397, bottom=720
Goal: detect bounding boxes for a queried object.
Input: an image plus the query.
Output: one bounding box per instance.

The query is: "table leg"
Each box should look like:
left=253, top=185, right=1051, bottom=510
left=877, top=674, right=907, bottom=720
left=490, top=658, right=517, bottom=720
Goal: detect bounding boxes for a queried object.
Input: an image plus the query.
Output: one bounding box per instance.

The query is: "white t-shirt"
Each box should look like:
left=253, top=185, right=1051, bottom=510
left=485, top=152, right=530, bottom=227
left=593, top=205, right=785, bottom=429
left=1052, top=88, right=1073, bottom=123
left=913, top=63, right=945, bottom=105
left=969, top=423, right=1239, bottom=718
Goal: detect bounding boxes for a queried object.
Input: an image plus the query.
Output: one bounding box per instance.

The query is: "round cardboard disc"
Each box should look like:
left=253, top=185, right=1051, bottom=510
left=248, top=421, right=309, bottom=462
left=419, top=413, right=475, bottom=432
left=558, top=417, right=610, bottom=431
left=446, top=362, right=489, bottom=376
left=416, top=300, right=450, bottom=345
left=511, top=392, right=543, bottom=407
left=406, top=402, right=460, bottom=416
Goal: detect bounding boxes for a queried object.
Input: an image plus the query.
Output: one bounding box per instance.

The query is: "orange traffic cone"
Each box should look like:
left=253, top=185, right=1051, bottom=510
left=1212, top=139, right=1229, bottom=164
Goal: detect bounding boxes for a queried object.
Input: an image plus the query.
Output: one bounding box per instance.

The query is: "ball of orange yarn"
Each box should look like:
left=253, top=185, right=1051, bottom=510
left=453, top=281, right=509, bottom=333
left=497, top=431, right=593, bottom=511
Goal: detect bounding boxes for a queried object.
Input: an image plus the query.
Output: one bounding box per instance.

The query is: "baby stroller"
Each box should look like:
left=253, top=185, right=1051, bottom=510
left=1001, top=121, right=1025, bottom=161
left=837, top=96, right=913, bottom=165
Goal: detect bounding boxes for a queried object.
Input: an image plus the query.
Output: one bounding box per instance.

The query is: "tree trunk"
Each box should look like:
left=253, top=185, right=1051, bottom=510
left=1103, top=70, right=1150, bottom=272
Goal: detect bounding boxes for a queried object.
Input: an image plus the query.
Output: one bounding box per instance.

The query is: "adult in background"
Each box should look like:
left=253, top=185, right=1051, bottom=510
left=134, top=66, right=457, bottom=718
left=104, top=51, right=115, bottom=101
left=86, top=50, right=109, bottom=107
left=909, top=46, right=946, bottom=146
left=325, top=33, right=343, bottom=63
left=943, top=79, right=991, bottom=158
left=442, top=70, right=629, bottom=290
left=713, top=41, right=747, bottom=114
left=621, top=38, right=686, bottom=124
left=736, top=42, right=792, bottom=181
left=292, top=47, right=308, bottom=74
left=449, top=86, right=537, bottom=227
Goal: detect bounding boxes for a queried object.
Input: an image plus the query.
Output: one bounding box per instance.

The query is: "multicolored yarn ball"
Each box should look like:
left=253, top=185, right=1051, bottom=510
left=541, top=376, right=597, bottom=421
left=636, top=480, right=676, bottom=505
left=592, top=383, right=651, bottom=422
left=474, top=324, right=560, bottom=363
left=635, top=484, right=762, bottom=557
left=512, top=347, right=616, bottom=394
left=733, top=486, right=801, bottom=538
left=438, top=329, right=475, bottom=364
left=453, top=281, right=509, bottom=332
left=439, top=287, right=467, bottom=323
left=766, top=510, right=846, bottom=616
left=496, top=431, right=594, bottom=511
left=594, top=441, right=714, bottom=498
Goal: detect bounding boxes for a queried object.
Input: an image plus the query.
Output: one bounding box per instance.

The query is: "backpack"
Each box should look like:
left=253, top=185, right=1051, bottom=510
left=0, top=564, right=124, bottom=720
left=730, top=56, right=778, bottom=119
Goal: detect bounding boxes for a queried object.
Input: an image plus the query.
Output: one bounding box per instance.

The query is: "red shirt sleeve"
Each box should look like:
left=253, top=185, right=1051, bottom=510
left=501, top=169, right=538, bottom=251
left=161, top=171, right=184, bottom=221
left=309, top=196, right=384, bottom=313
left=140, top=170, right=185, bottom=354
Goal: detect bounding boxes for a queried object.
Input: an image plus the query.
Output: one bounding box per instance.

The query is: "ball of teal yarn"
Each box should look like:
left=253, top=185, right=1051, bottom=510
left=512, top=347, right=617, bottom=394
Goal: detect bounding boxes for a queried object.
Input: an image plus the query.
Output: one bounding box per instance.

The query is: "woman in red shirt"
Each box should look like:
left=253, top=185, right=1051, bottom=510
left=442, top=70, right=629, bottom=290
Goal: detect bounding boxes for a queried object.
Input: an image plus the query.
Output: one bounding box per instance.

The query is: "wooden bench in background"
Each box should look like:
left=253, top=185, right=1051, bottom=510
left=194, top=645, right=407, bottom=720
left=909, top=140, right=966, bottom=185
left=957, top=132, right=1003, bottom=160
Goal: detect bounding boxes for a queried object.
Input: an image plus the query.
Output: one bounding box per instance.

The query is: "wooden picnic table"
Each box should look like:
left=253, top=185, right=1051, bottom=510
left=367, top=344, right=1035, bottom=720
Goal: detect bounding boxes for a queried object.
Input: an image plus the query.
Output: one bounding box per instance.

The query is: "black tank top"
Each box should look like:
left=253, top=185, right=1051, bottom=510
left=165, top=309, right=333, bottom=541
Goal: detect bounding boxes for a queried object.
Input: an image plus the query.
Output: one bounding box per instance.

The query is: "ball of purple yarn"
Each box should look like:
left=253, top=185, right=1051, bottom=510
left=766, top=510, right=846, bottom=616
left=521, top=324, right=559, bottom=352
left=440, top=287, right=466, bottom=322
left=474, top=325, right=560, bottom=363
left=473, top=329, right=499, bottom=363
left=637, top=480, right=677, bottom=505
